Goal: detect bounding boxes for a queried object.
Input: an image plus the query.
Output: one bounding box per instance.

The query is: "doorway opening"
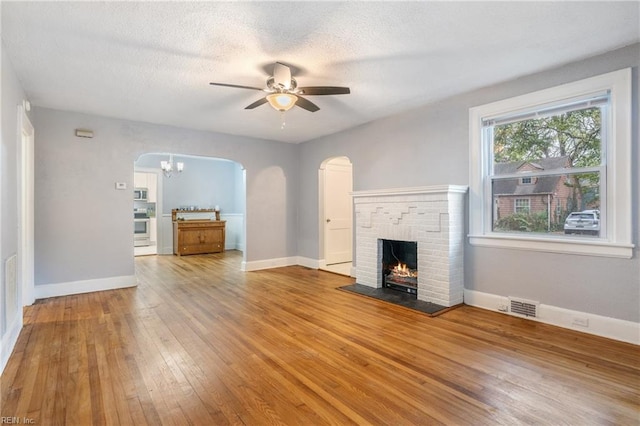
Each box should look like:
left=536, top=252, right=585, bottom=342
left=133, top=166, right=161, bottom=256
left=319, top=156, right=353, bottom=276
left=133, top=153, right=246, bottom=265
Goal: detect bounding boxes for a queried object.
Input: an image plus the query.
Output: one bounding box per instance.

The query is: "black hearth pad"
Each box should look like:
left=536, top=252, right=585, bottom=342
left=337, top=284, right=454, bottom=317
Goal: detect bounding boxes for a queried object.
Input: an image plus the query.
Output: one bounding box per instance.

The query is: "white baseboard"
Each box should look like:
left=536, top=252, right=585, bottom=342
left=241, top=256, right=357, bottom=276
left=297, top=256, right=321, bottom=269
left=241, top=256, right=326, bottom=272
left=464, top=289, right=640, bottom=345
left=241, top=257, right=298, bottom=271
left=35, top=275, right=137, bottom=300
left=1, top=309, right=23, bottom=375
left=241, top=256, right=325, bottom=272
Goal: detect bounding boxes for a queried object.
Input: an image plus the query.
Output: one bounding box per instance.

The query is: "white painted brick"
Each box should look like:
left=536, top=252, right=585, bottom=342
left=354, top=185, right=467, bottom=307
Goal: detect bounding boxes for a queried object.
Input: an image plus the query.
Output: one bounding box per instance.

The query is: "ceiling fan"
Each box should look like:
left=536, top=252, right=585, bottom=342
left=209, top=62, right=350, bottom=113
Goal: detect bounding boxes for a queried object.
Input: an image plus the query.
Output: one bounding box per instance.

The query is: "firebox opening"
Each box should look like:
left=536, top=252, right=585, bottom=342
left=381, top=239, right=418, bottom=296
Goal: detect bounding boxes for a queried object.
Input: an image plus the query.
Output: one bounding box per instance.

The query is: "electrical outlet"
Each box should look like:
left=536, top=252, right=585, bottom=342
left=572, top=317, right=589, bottom=327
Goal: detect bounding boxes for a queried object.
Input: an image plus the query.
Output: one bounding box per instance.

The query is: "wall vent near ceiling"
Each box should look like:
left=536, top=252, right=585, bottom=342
left=509, top=297, right=539, bottom=318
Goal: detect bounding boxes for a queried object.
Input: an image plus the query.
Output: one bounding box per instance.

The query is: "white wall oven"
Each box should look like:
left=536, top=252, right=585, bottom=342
left=134, top=208, right=150, bottom=246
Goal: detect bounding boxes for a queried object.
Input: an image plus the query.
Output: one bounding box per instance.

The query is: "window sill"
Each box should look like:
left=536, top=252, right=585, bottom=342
left=468, top=234, right=635, bottom=259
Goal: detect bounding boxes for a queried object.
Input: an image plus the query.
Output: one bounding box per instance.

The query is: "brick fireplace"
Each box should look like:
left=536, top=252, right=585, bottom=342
left=352, top=185, right=468, bottom=307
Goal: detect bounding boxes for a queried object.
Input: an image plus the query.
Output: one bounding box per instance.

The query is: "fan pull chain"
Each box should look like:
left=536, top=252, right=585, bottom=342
left=280, top=111, right=286, bottom=129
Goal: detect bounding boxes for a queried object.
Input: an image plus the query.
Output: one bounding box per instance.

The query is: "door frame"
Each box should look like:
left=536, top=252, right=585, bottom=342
left=318, top=156, right=353, bottom=268
left=133, top=166, right=163, bottom=255
left=19, top=105, right=35, bottom=306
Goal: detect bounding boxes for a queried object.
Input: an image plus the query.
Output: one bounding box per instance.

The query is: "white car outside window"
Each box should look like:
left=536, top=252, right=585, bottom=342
left=564, top=211, right=600, bottom=236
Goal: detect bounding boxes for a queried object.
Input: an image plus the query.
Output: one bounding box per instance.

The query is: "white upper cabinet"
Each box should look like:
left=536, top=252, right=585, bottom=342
left=134, top=172, right=148, bottom=189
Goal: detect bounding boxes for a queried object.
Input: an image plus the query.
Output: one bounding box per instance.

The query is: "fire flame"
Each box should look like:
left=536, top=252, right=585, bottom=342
left=392, top=263, right=417, bottom=278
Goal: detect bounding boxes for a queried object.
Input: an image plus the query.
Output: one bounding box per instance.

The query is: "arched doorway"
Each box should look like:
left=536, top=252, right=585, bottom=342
left=319, top=156, right=353, bottom=276
left=134, top=153, right=246, bottom=263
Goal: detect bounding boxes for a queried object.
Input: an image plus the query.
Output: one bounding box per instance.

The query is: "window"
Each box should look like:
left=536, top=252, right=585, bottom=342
left=469, top=69, right=633, bottom=258
left=514, top=198, right=530, bottom=214
left=491, top=100, right=603, bottom=236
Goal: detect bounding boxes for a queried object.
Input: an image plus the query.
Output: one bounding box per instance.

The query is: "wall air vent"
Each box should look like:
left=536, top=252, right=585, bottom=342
left=509, top=297, right=539, bottom=318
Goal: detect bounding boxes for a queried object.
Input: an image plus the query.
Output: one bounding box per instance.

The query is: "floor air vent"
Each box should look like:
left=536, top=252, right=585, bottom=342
left=509, top=297, right=539, bottom=318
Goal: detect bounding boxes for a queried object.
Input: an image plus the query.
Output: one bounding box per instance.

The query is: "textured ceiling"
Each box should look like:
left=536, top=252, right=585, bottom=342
left=1, top=2, right=639, bottom=144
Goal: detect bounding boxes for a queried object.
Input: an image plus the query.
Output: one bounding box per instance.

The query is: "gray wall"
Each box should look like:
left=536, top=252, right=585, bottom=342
left=1, top=45, right=29, bottom=336
left=298, top=44, right=640, bottom=323
left=32, top=108, right=298, bottom=286
left=136, top=154, right=244, bottom=214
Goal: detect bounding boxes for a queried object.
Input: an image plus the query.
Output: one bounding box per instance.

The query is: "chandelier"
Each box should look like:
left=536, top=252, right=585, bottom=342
left=160, top=154, right=184, bottom=178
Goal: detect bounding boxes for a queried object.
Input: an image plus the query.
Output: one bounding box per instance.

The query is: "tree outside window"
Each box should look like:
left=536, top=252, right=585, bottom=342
left=490, top=105, right=602, bottom=236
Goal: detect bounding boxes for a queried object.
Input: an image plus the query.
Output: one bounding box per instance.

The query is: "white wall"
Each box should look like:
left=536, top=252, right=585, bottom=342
left=297, top=44, right=640, bottom=325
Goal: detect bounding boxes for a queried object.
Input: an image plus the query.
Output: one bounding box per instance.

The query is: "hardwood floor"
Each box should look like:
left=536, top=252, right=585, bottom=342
left=2, top=251, right=638, bottom=425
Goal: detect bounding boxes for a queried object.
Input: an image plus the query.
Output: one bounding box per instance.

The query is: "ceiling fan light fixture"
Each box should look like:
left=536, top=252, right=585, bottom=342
left=266, top=93, right=298, bottom=111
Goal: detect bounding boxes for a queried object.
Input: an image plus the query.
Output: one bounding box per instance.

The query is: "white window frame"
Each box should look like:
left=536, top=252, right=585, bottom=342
left=514, top=198, right=530, bottom=214
left=520, top=177, right=533, bottom=185
left=469, top=68, right=634, bottom=258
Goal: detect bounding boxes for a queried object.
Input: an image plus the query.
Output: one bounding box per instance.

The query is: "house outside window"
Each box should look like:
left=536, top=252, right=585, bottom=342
left=493, top=156, right=574, bottom=233
left=469, top=69, right=633, bottom=258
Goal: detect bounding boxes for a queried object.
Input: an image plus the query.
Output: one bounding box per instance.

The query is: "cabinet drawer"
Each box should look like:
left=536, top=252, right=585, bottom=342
left=179, top=242, right=223, bottom=255
left=178, top=222, right=218, bottom=228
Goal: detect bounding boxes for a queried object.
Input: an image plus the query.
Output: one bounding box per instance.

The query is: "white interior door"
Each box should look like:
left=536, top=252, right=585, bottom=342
left=324, top=158, right=353, bottom=265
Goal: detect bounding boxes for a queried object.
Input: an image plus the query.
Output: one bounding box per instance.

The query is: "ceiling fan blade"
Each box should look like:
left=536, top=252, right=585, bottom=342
left=295, top=96, right=320, bottom=112
left=245, top=97, right=268, bottom=109
left=273, top=62, right=292, bottom=90
left=297, top=86, right=350, bottom=95
left=210, top=82, right=264, bottom=91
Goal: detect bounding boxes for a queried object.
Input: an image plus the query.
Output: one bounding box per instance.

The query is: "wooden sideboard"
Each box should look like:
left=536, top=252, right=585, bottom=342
left=173, top=220, right=226, bottom=256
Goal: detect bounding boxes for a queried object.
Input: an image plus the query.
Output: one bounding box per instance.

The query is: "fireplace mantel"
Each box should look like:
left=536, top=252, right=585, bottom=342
left=353, top=185, right=468, bottom=307
left=352, top=185, right=468, bottom=198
